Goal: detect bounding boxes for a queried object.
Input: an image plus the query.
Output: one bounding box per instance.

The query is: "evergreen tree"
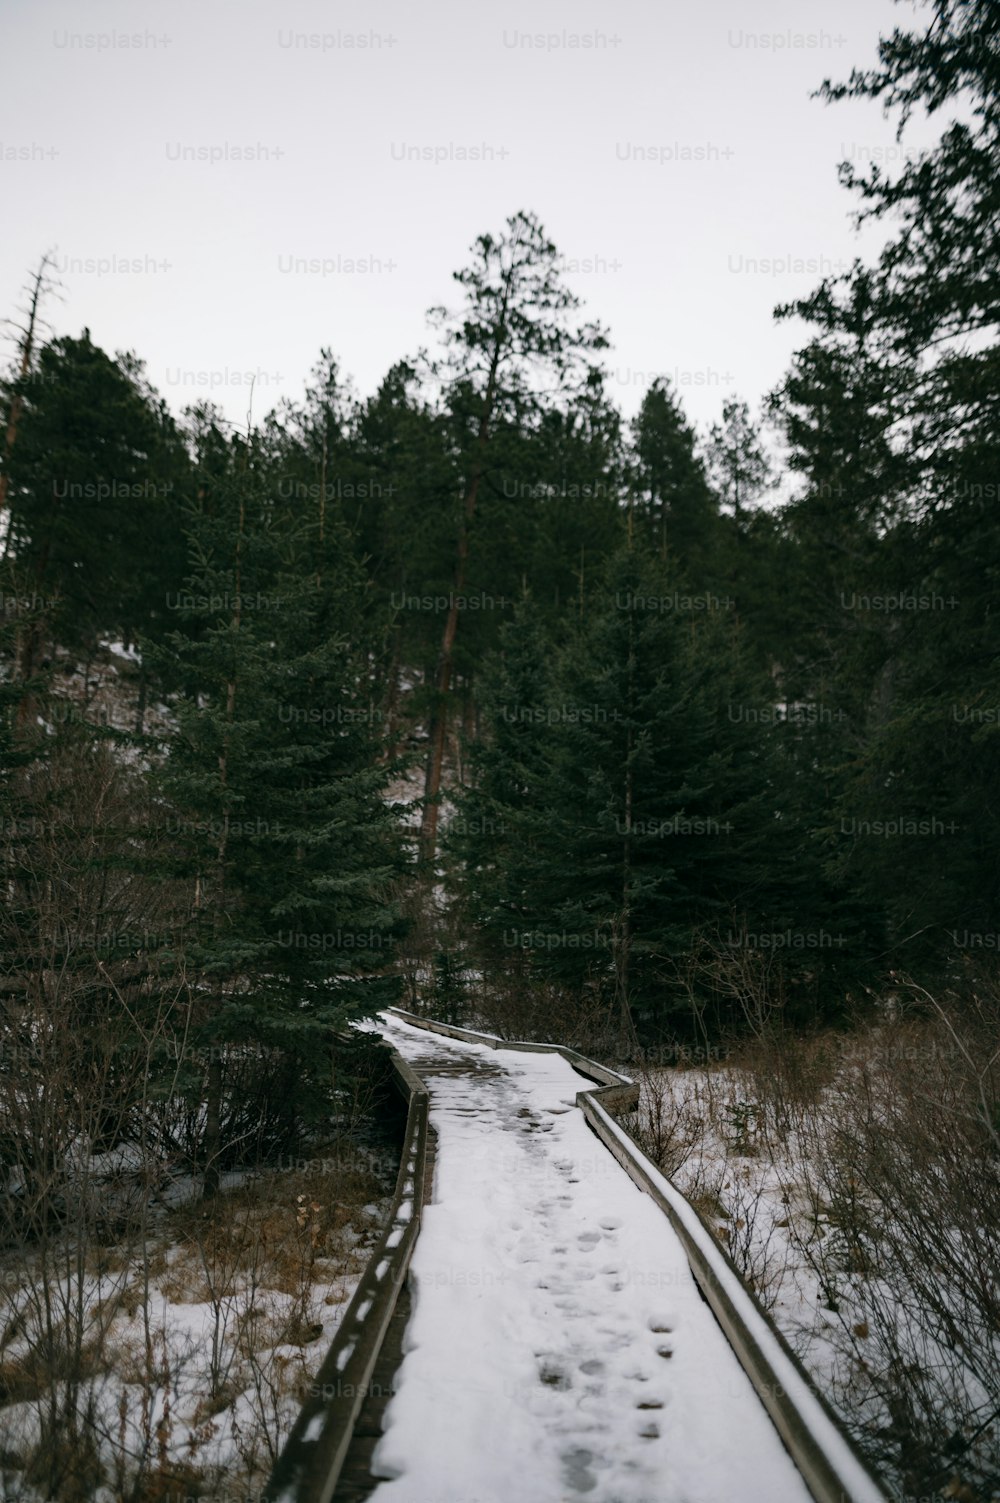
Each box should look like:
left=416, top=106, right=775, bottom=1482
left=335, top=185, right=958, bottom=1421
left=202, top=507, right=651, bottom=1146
left=418, top=210, right=609, bottom=860
left=774, top=0, right=1000, bottom=973
left=704, top=396, right=774, bottom=523
left=354, top=361, right=466, bottom=750
left=152, top=427, right=404, bottom=1191
left=450, top=551, right=848, bottom=1043
left=630, top=378, right=718, bottom=575
left=444, top=601, right=559, bottom=992
left=1, top=332, right=190, bottom=681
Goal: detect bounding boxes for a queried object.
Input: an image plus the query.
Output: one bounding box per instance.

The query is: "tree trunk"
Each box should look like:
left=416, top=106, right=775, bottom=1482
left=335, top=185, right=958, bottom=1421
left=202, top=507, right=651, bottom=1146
left=617, top=594, right=638, bottom=1051
left=134, top=662, right=148, bottom=737
left=382, top=627, right=404, bottom=762
left=14, top=536, right=52, bottom=729
left=0, top=253, right=54, bottom=522
left=419, top=278, right=512, bottom=862
left=202, top=480, right=245, bottom=1199
left=202, top=1052, right=222, bottom=1199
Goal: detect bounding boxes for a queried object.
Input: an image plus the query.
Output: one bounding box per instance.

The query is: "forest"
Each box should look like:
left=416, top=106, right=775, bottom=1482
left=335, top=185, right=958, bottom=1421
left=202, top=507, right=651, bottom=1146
left=1, top=1, right=998, bottom=1499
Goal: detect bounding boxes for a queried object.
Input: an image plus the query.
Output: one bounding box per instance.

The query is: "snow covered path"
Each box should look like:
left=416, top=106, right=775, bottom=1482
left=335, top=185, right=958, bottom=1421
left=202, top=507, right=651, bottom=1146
left=367, top=1015, right=811, bottom=1503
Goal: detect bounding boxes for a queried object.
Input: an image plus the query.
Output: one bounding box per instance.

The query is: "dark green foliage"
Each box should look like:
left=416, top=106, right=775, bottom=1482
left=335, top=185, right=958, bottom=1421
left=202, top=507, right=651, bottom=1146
left=148, top=424, right=405, bottom=1166
left=630, top=377, right=719, bottom=575
left=448, top=551, right=860, bottom=1043
left=771, top=0, right=1000, bottom=977
left=0, top=332, right=191, bottom=663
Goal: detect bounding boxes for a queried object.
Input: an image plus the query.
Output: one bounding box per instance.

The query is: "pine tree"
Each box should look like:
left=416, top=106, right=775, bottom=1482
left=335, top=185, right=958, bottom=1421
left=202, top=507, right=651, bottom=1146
left=704, top=397, right=774, bottom=523
left=445, top=601, right=559, bottom=992
left=450, top=550, right=845, bottom=1043
left=630, top=378, right=718, bottom=575
left=354, top=361, right=465, bottom=752
left=1, top=331, right=190, bottom=682
left=418, top=210, right=608, bottom=860
left=152, top=426, right=404, bottom=1191
left=773, top=0, right=1000, bottom=972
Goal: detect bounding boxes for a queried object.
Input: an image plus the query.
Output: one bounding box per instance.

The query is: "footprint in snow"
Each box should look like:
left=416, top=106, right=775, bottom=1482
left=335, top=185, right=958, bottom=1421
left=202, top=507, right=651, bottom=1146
left=599, top=1217, right=622, bottom=1230
left=561, top=1447, right=598, bottom=1493
left=554, top=1299, right=599, bottom=1317
left=597, top=1330, right=633, bottom=1351
left=648, top=1311, right=677, bottom=1333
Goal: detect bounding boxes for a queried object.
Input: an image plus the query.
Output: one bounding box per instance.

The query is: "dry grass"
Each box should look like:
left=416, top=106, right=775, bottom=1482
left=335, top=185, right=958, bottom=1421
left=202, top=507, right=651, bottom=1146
left=0, top=1152, right=393, bottom=1502
left=158, top=1162, right=384, bottom=1304
left=632, top=975, right=1000, bottom=1500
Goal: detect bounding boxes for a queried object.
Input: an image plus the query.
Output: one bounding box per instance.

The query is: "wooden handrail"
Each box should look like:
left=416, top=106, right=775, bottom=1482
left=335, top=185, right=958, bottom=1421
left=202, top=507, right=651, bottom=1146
left=264, top=1051, right=429, bottom=1503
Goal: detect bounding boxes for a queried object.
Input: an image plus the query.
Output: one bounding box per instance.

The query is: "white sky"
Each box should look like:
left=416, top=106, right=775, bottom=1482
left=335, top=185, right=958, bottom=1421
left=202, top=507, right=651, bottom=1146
left=2, top=0, right=933, bottom=437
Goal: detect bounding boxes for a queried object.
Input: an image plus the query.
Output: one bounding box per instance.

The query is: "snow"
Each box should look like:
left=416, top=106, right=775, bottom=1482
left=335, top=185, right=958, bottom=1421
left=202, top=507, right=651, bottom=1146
left=367, top=1014, right=813, bottom=1503
left=0, top=1175, right=388, bottom=1500
left=101, top=638, right=143, bottom=663
left=625, top=1054, right=993, bottom=1498
left=588, top=1097, right=886, bottom=1503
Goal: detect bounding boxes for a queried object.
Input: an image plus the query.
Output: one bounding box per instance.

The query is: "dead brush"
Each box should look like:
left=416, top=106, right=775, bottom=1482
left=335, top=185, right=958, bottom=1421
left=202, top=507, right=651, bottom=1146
left=157, top=1157, right=382, bottom=1300
left=728, top=1028, right=840, bottom=1145
left=721, top=1163, right=793, bottom=1312
left=779, top=978, right=1000, bottom=1497
left=631, top=1062, right=704, bottom=1180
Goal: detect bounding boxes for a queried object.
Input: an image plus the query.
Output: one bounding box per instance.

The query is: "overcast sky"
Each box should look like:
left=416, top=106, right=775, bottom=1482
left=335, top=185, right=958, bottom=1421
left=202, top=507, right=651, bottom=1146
left=2, top=0, right=931, bottom=438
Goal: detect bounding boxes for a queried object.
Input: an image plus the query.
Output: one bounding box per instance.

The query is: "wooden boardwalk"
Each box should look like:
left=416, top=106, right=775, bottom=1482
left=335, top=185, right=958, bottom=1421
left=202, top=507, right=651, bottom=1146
left=336, top=1023, right=814, bottom=1503
left=283, top=1017, right=886, bottom=1503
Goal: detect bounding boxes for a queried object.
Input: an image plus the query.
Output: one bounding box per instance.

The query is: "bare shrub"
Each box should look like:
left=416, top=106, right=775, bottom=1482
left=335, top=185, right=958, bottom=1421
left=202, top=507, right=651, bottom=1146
left=0, top=740, right=191, bottom=1500
left=721, top=1162, right=793, bottom=1312
left=730, top=1027, right=840, bottom=1144
left=788, top=975, right=1000, bottom=1499
left=474, top=970, right=620, bottom=1056
left=0, top=738, right=393, bottom=1499
left=630, top=1064, right=705, bottom=1180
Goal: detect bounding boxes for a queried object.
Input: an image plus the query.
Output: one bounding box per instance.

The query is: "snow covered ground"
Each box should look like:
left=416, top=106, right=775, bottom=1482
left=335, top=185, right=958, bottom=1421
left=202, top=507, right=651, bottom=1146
left=0, top=1165, right=389, bottom=1500
left=367, top=1014, right=811, bottom=1503
left=626, top=1045, right=999, bottom=1500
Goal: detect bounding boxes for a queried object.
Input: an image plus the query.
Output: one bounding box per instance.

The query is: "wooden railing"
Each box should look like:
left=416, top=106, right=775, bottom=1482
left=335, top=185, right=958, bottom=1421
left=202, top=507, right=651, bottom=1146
left=264, top=1049, right=429, bottom=1503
